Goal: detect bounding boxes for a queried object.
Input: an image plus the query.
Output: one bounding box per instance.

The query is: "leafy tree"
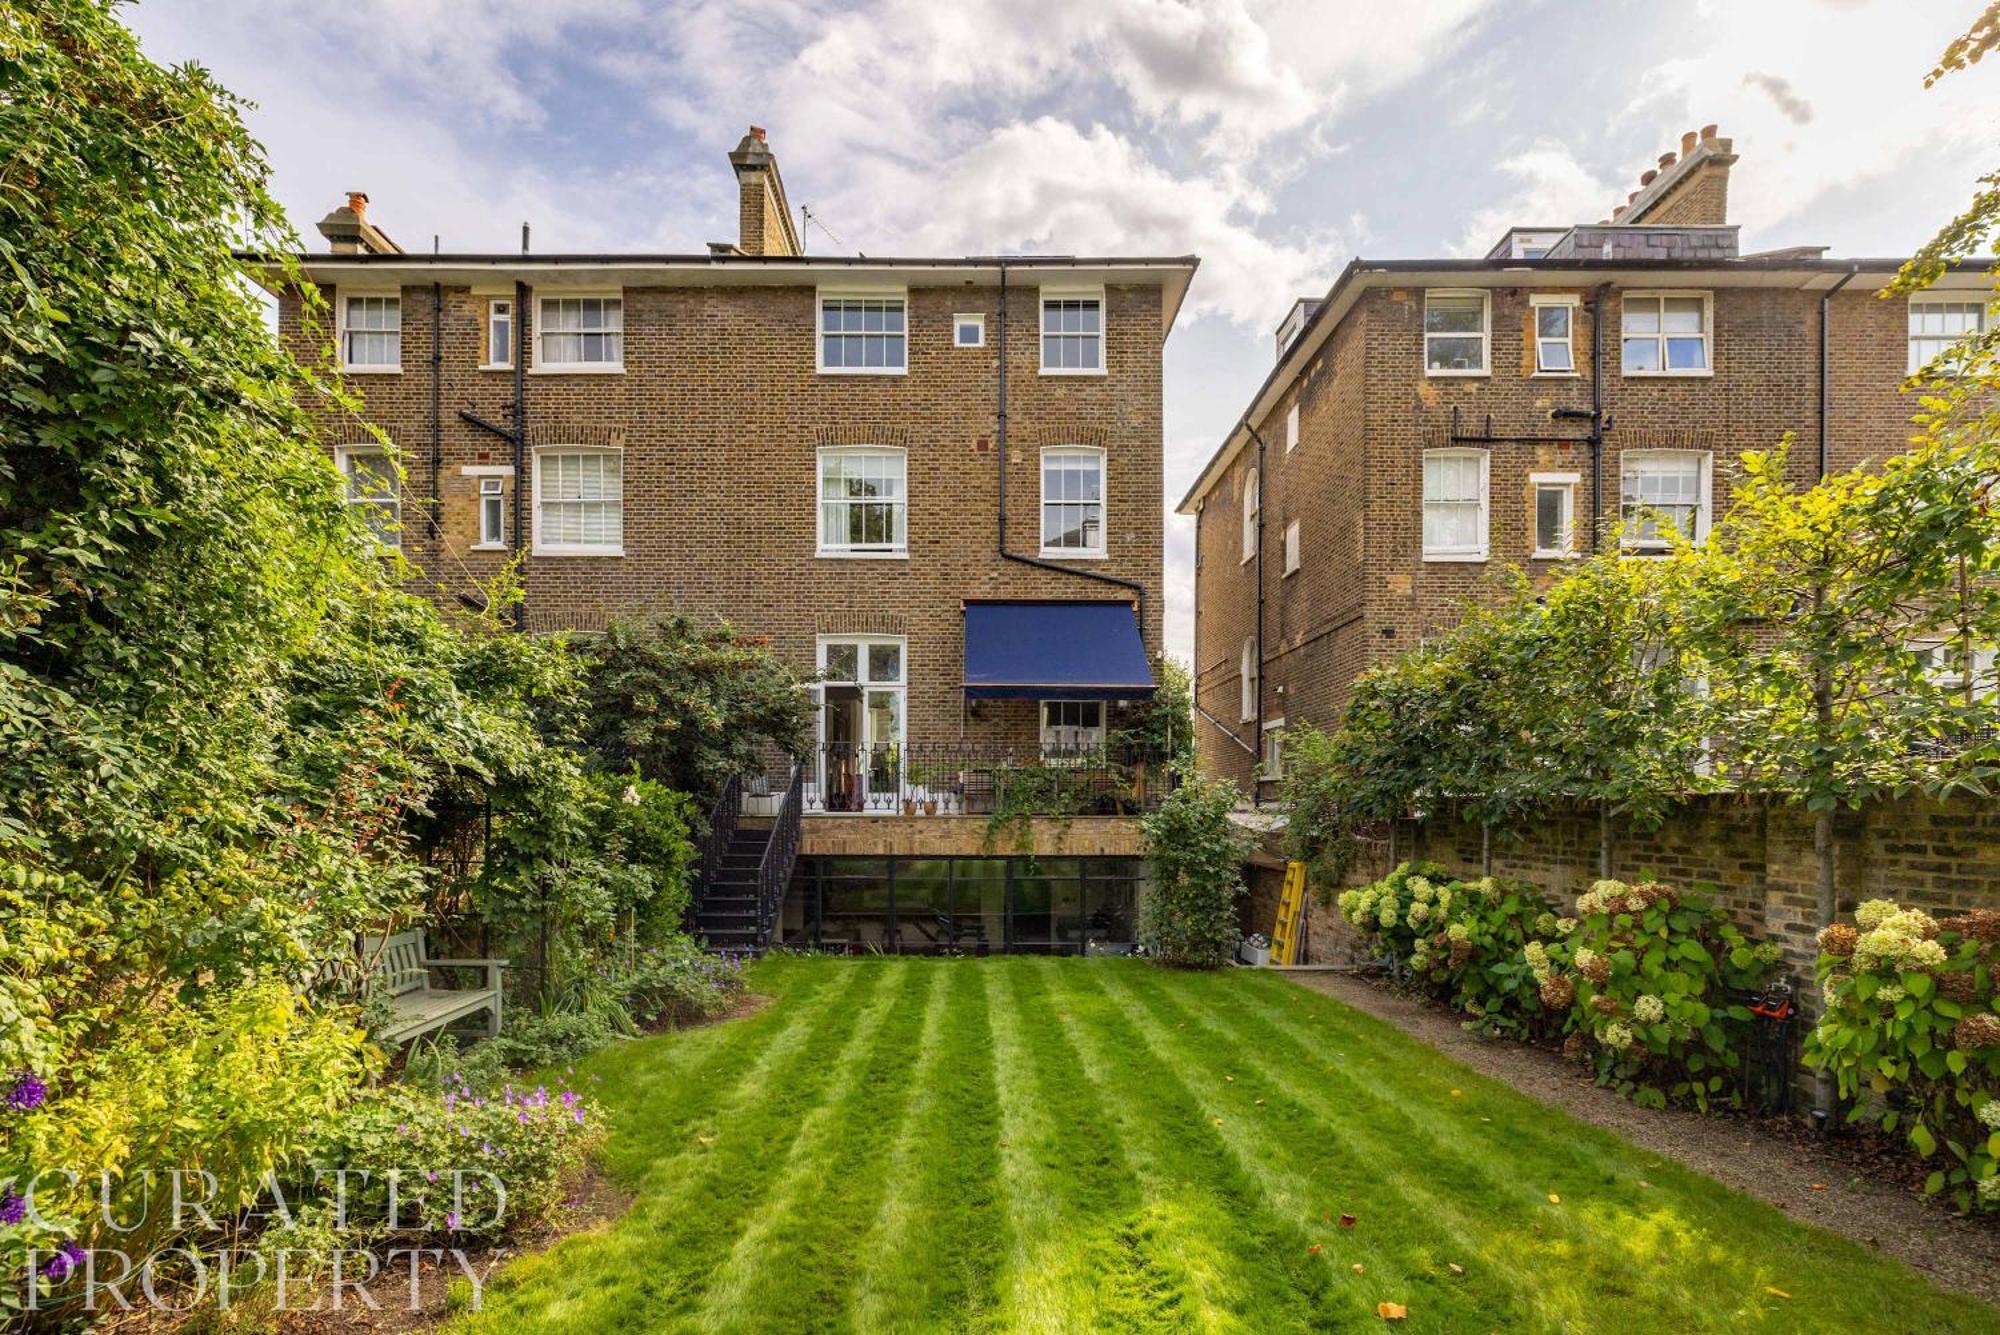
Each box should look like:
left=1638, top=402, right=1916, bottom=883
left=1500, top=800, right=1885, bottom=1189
left=1527, top=550, right=1709, bottom=876
left=576, top=615, right=813, bottom=796
left=0, top=0, right=369, bottom=882
left=1109, top=655, right=1194, bottom=768
left=1140, top=774, right=1248, bottom=968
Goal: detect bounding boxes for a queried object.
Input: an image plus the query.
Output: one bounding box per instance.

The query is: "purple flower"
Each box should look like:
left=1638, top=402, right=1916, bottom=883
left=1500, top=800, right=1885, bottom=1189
left=0, top=1194, right=24, bottom=1226
left=6, top=1072, right=47, bottom=1113
left=425, top=1170, right=438, bottom=1183
left=42, top=1241, right=85, bottom=1280
left=445, top=1212, right=461, bottom=1232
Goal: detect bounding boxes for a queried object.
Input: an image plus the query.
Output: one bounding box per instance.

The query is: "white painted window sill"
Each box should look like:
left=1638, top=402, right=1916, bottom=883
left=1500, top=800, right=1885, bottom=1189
left=1422, top=552, right=1489, bottom=563
left=532, top=547, right=625, bottom=557
left=529, top=364, right=625, bottom=375
left=815, top=550, right=909, bottom=561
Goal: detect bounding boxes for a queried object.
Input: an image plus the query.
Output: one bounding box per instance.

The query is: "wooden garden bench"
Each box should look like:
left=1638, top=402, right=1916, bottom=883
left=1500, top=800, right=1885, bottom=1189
left=364, top=929, right=508, bottom=1044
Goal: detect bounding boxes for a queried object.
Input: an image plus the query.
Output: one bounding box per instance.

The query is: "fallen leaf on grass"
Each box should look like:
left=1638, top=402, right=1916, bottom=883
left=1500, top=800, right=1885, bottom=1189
left=1213, top=1118, right=1225, bottom=1127
left=697, top=1135, right=715, bottom=1147
left=1547, top=1194, right=1561, bottom=1205
left=1339, top=1214, right=1358, bottom=1229
left=1377, top=1302, right=1408, bottom=1320
left=1352, top=1263, right=1365, bottom=1274
left=1224, top=1075, right=1235, bottom=1082
left=1447, top=1263, right=1465, bottom=1276
left=1810, top=1183, right=1826, bottom=1191
left=1637, top=1180, right=1651, bottom=1189
left=1449, top=1088, right=1461, bottom=1097
left=1766, top=1288, right=1792, bottom=1299
left=1308, top=1244, right=1322, bottom=1256
left=1255, top=1099, right=1266, bottom=1106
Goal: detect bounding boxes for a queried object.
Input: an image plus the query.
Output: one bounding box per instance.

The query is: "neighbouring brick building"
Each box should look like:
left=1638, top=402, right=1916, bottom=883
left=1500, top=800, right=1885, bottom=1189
left=259, top=128, right=1198, bottom=954
left=1179, top=126, right=1997, bottom=971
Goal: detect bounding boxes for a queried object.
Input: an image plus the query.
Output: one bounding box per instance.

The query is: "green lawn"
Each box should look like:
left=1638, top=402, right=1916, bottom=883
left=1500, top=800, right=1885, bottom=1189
left=455, top=958, right=1997, bottom=1333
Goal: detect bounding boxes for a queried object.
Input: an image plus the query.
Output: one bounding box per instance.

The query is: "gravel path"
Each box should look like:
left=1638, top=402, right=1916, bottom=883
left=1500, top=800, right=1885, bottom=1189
left=1283, top=968, right=2000, bottom=1309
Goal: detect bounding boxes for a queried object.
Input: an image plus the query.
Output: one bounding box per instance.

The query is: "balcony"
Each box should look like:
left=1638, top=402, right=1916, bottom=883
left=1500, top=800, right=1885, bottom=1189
left=793, top=741, right=1174, bottom=818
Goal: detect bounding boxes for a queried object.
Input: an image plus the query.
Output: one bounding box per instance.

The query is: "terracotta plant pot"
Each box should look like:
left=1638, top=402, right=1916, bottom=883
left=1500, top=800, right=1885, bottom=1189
left=902, top=799, right=916, bottom=816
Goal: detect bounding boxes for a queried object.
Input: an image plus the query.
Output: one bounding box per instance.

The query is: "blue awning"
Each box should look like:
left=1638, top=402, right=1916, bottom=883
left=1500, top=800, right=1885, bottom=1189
left=962, top=600, right=1155, bottom=701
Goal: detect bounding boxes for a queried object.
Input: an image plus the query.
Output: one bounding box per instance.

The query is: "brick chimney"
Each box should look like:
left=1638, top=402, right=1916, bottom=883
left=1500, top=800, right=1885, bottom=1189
left=1617, top=125, right=1737, bottom=227
left=314, top=190, right=403, bottom=255
left=727, top=126, right=803, bottom=257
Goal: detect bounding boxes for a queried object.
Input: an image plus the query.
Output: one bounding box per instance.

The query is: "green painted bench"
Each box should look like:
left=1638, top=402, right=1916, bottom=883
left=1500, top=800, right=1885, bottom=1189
left=365, top=929, right=507, bottom=1045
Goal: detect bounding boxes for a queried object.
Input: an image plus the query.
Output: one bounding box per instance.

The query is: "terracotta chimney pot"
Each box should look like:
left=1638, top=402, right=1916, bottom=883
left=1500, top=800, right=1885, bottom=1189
left=346, top=191, right=369, bottom=219
left=1700, top=123, right=1718, bottom=141
left=1612, top=205, right=1627, bottom=219
left=750, top=125, right=767, bottom=142
left=1640, top=169, right=1658, bottom=186
left=1681, top=130, right=1697, bottom=155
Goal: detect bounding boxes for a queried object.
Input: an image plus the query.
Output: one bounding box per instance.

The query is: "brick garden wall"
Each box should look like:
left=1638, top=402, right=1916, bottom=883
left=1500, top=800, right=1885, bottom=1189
left=1297, top=794, right=2000, bottom=1020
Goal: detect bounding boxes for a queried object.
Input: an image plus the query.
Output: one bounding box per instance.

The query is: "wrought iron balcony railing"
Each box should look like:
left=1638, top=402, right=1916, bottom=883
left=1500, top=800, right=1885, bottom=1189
left=803, top=740, right=1174, bottom=817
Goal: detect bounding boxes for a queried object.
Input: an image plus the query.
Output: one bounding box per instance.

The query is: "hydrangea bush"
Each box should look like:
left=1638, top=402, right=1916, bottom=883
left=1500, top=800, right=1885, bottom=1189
left=1337, top=864, right=1560, bottom=1038
left=1804, top=899, right=2000, bottom=1212
left=1531, top=879, right=1781, bottom=1110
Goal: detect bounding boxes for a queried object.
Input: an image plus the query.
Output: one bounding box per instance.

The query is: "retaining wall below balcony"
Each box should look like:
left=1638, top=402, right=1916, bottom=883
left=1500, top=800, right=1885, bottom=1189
left=799, top=814, right=1146, bottom=859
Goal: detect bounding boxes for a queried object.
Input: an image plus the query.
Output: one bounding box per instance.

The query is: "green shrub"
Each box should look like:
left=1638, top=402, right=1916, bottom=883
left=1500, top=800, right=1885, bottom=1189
left=1336, top=860, right=1459, bottom=968
left=306, top=1073, right=606, bottom=1244
left=1140, top=775, right=1248, bottom=969
left=1531, top=879, right=1781, bottom=1110
left=610, top=939, right=748, bottom=1028
left=1804, top=900, right=2000, bottom=1212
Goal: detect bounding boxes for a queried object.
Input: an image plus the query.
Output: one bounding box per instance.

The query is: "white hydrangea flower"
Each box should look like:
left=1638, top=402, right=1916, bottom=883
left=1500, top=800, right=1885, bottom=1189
left=1407, top=877, right=1435, bottom=903
left=1632, top=994, right=1665, bottom=1025
left=1980, top=1175, right=2000, bottom=1206
left=1572, top=947, right=1601, bottom=973
left=1446, top=922, right=1471, bottom=943
left=1555, top=918, right=1577, bottom=936
left=1875, top=983, right=1906, bottom=1005
left=1378, top=903, right=1398, bottom=929
left=1524, top=941, right=1550, bottom=975
left=1603, top=1021, right=1635, bottom=1052
left=1979, top=1102, right=2000, bottom=1131
left=1905, top=939, right=1948, bottom=970
left=1854, top=899, right=1898, bottom=930
left=1408, top=901, right=1431, bottom=926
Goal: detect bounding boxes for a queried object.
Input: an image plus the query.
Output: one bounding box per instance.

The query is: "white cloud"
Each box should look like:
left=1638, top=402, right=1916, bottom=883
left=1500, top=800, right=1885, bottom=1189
left=1449, top=143, right=1619, bottom=256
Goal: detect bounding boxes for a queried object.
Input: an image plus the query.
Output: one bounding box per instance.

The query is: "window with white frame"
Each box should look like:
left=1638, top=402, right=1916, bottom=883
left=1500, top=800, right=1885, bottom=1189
left=1239, top=636, right=1258, bottom=722
left=819, top=294, right=907, bottom=372
left=1240, top=466, right=1259, bottom=563
left=534, top=448, right=623, bottom=554
left=338, top=446, right=399, bottom=545
left=1040, top=700, right=1105, bottom=755
left=1909, top=641, right=1998, bottom=698
left=1907, top=299, right=1987, bottom=375
left=817, top=447, right=907, bottom=556
left=1261, top=718, right=1286, bottom=779
left=340, top=295, right=401, bottom=370
left=1532, top=295, right=1576, bottom=374
left=477, top=476, right=505, bottom=548
left=1283, top=518, right=1301, bottom=575
left=1620, top=450, right=1711, bottom=551
left=953, top=313, right=985, bottom=348
left=1041, top=290, right=1104, bottom=373
left=485, top=299, right=514, bottom=368
left=537, top=295, right=623, bottom=369
left=1531, top=472, right=1577, bottom=558
left=1423, top=291, right=1488, bottom=375
left=1422, top=448, right=1488, bottom=560
left=1621, top=292, right=1710, bottom=375
left=1040, top=448, right=1105, bottom=556
left=1285, top=402, right=1300, bottom=452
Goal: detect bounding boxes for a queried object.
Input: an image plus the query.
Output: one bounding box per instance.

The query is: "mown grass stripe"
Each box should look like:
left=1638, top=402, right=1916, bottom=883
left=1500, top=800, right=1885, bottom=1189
left=984, top=954, right=1160, bottom=1333
left=1042, top=958, right=1338, bottom=1333
left=459, top=959, right=892, bottom=1332
left=848, top=960, right=1008, bottom=1333
left=1197, top=969, right=1979, bottom=1332
left=1095, top=962, right=1545, bottom=1329
left=692, top=961, right=938, bottom=1331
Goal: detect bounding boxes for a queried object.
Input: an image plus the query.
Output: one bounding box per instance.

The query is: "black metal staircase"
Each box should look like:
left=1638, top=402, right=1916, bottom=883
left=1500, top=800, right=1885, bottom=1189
left=691, top=763, right=802, bottom=952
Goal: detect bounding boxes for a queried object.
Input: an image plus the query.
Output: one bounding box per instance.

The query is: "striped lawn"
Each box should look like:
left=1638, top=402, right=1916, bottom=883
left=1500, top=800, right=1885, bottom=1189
left=453, top=958, right=1996, bottom=1333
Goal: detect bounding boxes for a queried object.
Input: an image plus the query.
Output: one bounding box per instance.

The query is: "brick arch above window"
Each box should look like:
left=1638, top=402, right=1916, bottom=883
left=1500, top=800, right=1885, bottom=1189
left=814, top=424, right=914, bottom=448
left=523, top=420, right=623, bottom=449
left=1023, top=423, right=1111, bottom=450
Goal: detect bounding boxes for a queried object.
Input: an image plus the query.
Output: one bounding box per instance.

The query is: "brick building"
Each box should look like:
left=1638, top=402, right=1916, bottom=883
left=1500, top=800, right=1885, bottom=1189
left=1180, top=124, right=1990, bottom=805
left=259, top=128, right=1198, bottom=953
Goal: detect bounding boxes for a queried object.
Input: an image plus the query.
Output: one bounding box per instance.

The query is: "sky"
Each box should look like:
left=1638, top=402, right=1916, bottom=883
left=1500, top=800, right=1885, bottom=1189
left=126, top=0, right=1999, bottom=664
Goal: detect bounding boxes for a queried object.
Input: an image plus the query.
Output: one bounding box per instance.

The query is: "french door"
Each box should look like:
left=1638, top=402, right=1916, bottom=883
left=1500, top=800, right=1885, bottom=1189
left=815, top=636, right=905, bottom=812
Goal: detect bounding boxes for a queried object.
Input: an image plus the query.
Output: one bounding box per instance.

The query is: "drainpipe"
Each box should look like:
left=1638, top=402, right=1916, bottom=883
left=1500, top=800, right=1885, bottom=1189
left=994, top=261, right=1150, bottom=633
left=512, top=278, right=528, bottom=631
left=1818, top=268, right=1859, bottom=481
left=1243, top=422, right=1270, bottom=804
left=429, top=282, right=443, bottom=548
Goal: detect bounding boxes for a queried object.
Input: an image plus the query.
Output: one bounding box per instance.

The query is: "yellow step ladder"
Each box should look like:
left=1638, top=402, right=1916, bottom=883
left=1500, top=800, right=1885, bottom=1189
left=1271, top=860, right=1307, bottom=966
